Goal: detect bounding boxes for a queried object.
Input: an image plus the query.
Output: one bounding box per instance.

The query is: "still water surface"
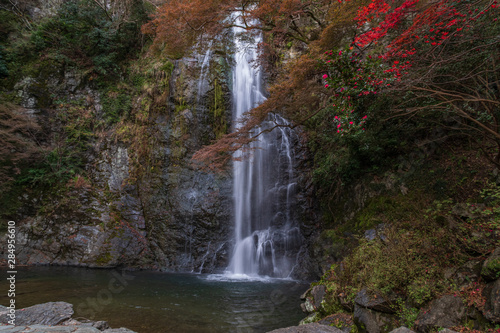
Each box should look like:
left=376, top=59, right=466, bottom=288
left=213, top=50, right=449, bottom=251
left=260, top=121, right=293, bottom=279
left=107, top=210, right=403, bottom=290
left=0, top=267, right=308, bottom=333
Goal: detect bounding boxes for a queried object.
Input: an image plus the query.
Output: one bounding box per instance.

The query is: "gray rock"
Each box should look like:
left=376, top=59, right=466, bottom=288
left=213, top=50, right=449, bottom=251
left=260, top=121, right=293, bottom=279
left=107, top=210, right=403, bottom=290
left=17, top=325, right=73, bottom=332
left=310, top=285, right=327, bottom=309
left=92, top=321, right=110, bottom=330
left=482, top=278, right=500, bottom=323
left=267, top=322, right=344, bottom=333
left=388, top=327, right=415, bottom=333
left=0, top=326, right=28, bottom=332
left=414, top=295, right=466, bottom=332
left=301, top=288, right=311, bottom=300
left=355, top=289, right=395, bottom=313
left=301, top=285, right=327, bottom=314
left=299, top=313, right=319, bottom=325
left=482, top=247, right=500, bottom=281
left=0, top=302, right=73, bottom=326
left=0, top=325, right=136, bottom=333
left=354, top=304, right=396, bottom=333
left=451, top=260, right=483, bottom=287
left=73, top=328, right=101, bottom=333
left=301, top=298, right=315, bottom=313
left=365, top=229, right=377, bottom=241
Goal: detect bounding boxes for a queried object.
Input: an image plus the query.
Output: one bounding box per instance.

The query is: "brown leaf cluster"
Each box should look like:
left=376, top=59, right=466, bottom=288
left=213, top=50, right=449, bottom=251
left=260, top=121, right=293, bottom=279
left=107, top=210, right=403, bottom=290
left=0, top=103, right=42, bottom=191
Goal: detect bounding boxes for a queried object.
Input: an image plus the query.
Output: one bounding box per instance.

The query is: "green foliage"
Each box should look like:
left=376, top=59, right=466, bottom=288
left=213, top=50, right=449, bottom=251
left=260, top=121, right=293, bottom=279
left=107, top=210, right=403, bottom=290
left=100, top=87, right=133, bottom=124
left=483, top=257, right=500, bottom=280
left=315, top=177, right=500, bottom=325
left=210, top=78, right=227, bottom=139
left=307, top=80, right=409, bottom=200
left=27, top=0, right=146, bottom=78
left=321, top=49, right=393, bottom=136
left=17, top=99, right=95, bottom=187
left=394, top=299, right=419, bottom=329
left=339, top=227, right=447, bottom=306
left=426, top=183, right=500, bottom=256
left=0, top=45, right=8, bottom=77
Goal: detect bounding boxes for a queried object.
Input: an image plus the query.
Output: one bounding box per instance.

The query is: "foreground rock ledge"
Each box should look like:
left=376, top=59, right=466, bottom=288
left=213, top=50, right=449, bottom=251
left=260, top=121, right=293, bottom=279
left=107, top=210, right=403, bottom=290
left=267, top=324, right=459, bottom=333
left=267, top=322, right=345, bottom=333
left=0, top=302, right=136, bottom=333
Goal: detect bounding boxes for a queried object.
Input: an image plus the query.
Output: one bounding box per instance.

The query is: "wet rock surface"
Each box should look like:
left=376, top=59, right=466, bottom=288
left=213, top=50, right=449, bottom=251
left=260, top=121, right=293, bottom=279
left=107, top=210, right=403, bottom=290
left=0, top=302, right=73, bottom=326
left=2, top=34, right=315, bottom=278
left=0, top=302, right=135, bottom=333
left=267, top=323, right=344, bottom=333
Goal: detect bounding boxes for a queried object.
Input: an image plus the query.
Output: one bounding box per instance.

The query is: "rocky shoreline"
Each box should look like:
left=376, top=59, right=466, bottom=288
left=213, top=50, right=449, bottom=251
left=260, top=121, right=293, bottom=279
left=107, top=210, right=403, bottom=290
left=0, top=302, right=136, bottom=333
left=0, top=299, right=489, bottom=333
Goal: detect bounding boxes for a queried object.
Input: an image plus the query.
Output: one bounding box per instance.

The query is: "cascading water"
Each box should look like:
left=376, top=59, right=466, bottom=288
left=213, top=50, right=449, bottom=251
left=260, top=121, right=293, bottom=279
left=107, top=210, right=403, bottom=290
left=196, top=42, right=212, bottom=105
left=228, top=15, right=303, bottom=278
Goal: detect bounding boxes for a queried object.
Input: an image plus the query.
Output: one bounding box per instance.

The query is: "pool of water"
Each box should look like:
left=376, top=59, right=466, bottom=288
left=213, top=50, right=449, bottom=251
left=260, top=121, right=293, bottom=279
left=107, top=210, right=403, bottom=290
left=0, top=267, right=309, bottom=333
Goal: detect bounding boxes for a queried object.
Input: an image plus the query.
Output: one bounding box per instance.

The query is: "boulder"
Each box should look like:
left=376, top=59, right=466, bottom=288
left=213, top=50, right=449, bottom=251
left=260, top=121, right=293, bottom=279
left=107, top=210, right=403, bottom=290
left=454, top=260, right=483, bottom=287
left=0, top=326, right=136, bottom=333
left=299, top=313, right=319, bottom=325
left=267, top=322, right=344, bottom=333
left=414, top=295, right=466, bottom=332
left=353, top=304, right=396, bottom=333
left=482, top=247, right=500, bottom=281
left=355, top=289, right=395, bottom=313
left=0, top=302, right=73, bottom=326
left=482, top=278, right=500, bottom=323
left=388, top=327, right=415, bottom=333
left=72, top=328, right=101, bottom=333
left=311, top=285, right=327, bottom=309
left=300, top=285, right=327, bottom=314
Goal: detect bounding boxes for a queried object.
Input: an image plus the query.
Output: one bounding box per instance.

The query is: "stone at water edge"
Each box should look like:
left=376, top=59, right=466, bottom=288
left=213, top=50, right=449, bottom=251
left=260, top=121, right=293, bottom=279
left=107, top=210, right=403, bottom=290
left=267, top=322, right=344, bottom=333
left=0, top=302, right=73, bottom=326
left=387, top=327, right=459, bottom=333
left=310, top=285, right=327, bottom=309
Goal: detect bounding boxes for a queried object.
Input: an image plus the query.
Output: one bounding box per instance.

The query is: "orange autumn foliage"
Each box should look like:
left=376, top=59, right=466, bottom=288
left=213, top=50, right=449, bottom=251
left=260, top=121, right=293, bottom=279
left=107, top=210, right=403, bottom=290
left=142, top=0, right=332, bottom=57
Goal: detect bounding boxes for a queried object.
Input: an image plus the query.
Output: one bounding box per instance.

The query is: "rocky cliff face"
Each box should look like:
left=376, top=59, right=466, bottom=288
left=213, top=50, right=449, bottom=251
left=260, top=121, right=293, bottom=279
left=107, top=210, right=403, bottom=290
left=1, top=3, right=317, bottom=277
left=6, top=50, right=237, bottom=272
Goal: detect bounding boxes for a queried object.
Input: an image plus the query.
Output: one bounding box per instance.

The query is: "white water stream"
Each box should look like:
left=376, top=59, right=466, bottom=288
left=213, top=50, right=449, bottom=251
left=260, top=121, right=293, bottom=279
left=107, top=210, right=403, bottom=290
left=227, top=15, right=302, bottom=278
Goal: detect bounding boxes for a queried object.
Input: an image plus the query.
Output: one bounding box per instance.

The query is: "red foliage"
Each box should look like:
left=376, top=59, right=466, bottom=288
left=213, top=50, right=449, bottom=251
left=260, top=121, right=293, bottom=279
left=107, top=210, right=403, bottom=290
left=354, top=0, right=419, bottom=47
left=351, top=0, right=498, bottom=55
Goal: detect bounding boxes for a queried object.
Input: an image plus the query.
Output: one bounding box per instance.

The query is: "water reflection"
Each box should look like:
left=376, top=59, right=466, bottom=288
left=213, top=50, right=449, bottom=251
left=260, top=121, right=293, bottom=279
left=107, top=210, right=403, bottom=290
left=0, top=267, right=308, bottom=333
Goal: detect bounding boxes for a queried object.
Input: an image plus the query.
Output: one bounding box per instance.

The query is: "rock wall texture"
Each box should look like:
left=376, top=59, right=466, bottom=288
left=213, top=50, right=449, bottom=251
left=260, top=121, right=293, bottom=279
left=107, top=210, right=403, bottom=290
left=1, top=2, right=316, bottom=278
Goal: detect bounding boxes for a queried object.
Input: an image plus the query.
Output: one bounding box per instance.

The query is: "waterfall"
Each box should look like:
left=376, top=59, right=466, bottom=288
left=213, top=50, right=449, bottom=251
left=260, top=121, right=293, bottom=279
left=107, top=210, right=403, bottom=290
left=227, top=15, right=303, bottom=278
left=196, top=42, right=212, bottom=105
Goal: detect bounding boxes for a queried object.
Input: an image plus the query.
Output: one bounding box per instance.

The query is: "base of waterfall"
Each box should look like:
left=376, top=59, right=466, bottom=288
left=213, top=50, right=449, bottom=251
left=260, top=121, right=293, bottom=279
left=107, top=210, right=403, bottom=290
left=204, top=272, right=296, bottom=283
